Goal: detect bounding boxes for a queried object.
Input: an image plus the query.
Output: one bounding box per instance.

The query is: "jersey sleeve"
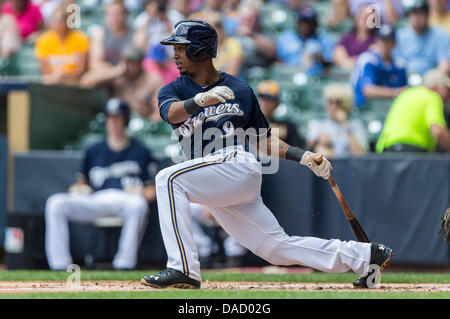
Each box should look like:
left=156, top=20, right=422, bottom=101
left=158, top=82, right=182, bottom=123
left=360, top=61, right=377, bottom=89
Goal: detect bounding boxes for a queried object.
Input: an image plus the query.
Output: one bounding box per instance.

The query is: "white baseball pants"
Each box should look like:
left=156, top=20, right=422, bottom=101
left=155, top=147, right=371, bottom=281
left=45, top=189, right=149, bottom=270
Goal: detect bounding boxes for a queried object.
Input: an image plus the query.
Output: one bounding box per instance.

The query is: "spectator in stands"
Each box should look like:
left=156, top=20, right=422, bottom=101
left=167, top=0, right=190, bottom=23
left=45, top=99, right=157, bottom=270
left=277, top=6, right=335, bottom=76
left=89, top=0, right=135, bottom=71
left=351, top=25, right=408, bottom=108
left=206, top=12, right=243, bottom=77
left=35, top=0, right=75, bottom=26
left=333, top=4, right=377, bottom=70
left=376, top=69, right=450, bottom=153
left=142, top=43, right=179, bottom=85
left=327, top=0, right=403, bottom=27
left=82, top=0, right=143, bottom=14
left=35, top=5, right=89, bottom=85
left=1, top=0, right=43, bottom=41
left=257, top=80, right=305, bottom=148
left=429, top=0, right=450, bottom=35
left=235, top=1, right=277, bottom=71
left=189, top=0, right=240, bottom=36
left=133, top=0, right=174, bottom=54
left=393, top=0, right=450, bottom=76
left=306, top=83, right=368, bottom=158
left=0, top=3, right=21, bottom=58
left=81, top=46, right=163, bottom=121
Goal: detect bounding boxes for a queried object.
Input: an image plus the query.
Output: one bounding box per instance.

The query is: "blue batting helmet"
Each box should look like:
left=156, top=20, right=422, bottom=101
left=160, top=19, right=218, bottom=62
left=104, top=98, right=130, bottom=126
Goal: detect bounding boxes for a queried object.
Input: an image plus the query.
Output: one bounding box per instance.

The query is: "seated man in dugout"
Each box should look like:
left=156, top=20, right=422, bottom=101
left=45, top=98, right=157, bottom=270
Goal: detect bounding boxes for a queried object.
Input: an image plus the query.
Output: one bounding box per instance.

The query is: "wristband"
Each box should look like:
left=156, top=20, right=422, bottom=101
left=184, top=97, right=201, bottom=115
left=285, top=146, right=305, bottom=162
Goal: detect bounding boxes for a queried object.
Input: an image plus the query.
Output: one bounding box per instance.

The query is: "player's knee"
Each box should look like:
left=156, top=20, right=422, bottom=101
left=155, top=167, right=173, bottom=188
left=128, top=195, right=149, bottom=216
left=45, top=193, right=69, bottom=217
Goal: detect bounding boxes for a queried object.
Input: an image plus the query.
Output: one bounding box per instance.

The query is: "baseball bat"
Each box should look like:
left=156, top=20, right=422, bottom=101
left=315, top=155, right=371, bottom=243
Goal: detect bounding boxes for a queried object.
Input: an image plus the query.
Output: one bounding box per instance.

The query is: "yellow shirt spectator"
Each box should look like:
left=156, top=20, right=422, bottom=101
left=35, top=30, right=89, bottom=75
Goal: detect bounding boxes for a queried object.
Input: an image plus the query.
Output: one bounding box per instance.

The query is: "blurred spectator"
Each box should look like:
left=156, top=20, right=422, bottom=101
left=1, top=0, right=44, bottom=41
left=328, top=0, right=403, bottom=27
left=235, top=2, right=277, bottom=71
left=81, top=46, right=163, bottom=121
left=393, top=0, right=450, bottom=76
left=306, top=83, right=368, bottom=158
left=190, top=203, right=247, bottom=269
left=376, top=69, right=450, bottom=153
left=257, top=80, right=305, bottom=148
left=45, top=98, right=157, bottom=270
left=35, top=5, right=89, bottom=85
left=167, top=0, right=190, bottom=23
left=351, top=25, right=408, bottom=108
left=89, top=0, right=135, bottom=71
left=206, top=12, right=243, bottom=77
left=189, top=0, right=240, bottom=36
left=133, top=0, right=174, bottom=53
left=0, top=4, right=21, bottom=58
left=429, top=0, right=450, bottom=34
left=333, top=4, right=377, bottom=70
left=277, top=6, right=334, bottom=76
left=34, top=0, right=74, bottom=26
left=82, top=0, right=144, bottom=13
left=142, top=43, right=179, bottom=84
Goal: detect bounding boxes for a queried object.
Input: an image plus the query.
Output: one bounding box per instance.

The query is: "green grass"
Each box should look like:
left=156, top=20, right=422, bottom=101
left=0, top=290, right=449, bottom=299
left=0, top=270, right=449, bottom=284
left=0, top=270, right=448, bottom=299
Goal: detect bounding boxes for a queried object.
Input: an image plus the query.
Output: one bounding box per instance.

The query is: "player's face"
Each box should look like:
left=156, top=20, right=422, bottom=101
left=106, top=114, right=127, bottom=137
left=173, top=44, right=194, bottom=75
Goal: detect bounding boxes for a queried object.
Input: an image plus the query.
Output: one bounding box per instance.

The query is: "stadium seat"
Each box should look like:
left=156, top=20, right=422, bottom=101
left=259, top=2, right=297, bottom=35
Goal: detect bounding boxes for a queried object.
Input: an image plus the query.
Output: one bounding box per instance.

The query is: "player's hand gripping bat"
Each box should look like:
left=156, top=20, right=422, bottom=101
left=315, top=155, right=370, bottom=243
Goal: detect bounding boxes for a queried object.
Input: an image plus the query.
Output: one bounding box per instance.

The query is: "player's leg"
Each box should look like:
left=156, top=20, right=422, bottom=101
left=105, top=190, right=149, bottom=269
left=190, top=203, right=214, bottom=262
left=45, top=192, right=112, bottom=270
left=208, top=198, right=372, bottom=276
left=151, top=150, right=261, bottom=282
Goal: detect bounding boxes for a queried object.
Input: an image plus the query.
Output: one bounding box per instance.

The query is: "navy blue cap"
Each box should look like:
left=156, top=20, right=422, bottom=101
left=297, top=6, right=317, bottom=23
left=408, top=0, right=429, bottom=14
left=105, top=98, right=130, bottom=124
left=376, top=25, right=396, bottom=41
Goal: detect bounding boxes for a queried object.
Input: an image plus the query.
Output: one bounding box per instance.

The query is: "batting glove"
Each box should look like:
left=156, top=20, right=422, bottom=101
left=300, top=151, right=332, bottom=180
left=194, top=86, right=235, bottom=107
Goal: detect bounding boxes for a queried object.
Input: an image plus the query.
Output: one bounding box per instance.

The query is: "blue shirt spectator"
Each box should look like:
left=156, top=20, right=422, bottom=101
left=393, top=26, right=450, bottom=76
left=351, top=51, right=407, bottom=107
left=276, top=6, right=335, bottom=76
left=393, top=1, right=450, bottom=76
left=352, top=25, right=408, bottom=107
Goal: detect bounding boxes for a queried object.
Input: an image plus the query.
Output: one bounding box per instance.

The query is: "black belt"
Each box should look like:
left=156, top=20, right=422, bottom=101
left=383, top=143, right=428, bottom=153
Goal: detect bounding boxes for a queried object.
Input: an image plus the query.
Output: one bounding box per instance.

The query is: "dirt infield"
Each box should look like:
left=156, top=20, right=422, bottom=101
left=0, top=281, right=449, bottom=294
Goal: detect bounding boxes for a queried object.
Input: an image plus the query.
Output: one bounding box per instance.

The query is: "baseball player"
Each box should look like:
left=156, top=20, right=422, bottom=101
left=45, top=98, right=157, bottom=270
left=141, top=20, right=393, bottom=289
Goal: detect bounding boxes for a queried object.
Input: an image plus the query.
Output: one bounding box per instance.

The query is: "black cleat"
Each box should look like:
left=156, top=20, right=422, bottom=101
left=141, top=268, right=201, bottom=289
left=353, top=243, right=393, bottom=289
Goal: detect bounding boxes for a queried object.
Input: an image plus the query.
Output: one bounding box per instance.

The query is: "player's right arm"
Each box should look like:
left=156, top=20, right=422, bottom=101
left=159, top=84, right=235, bottom=124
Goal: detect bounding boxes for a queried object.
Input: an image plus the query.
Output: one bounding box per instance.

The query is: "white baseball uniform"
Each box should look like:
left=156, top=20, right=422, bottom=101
left=157, top=72, right=372, bottom=281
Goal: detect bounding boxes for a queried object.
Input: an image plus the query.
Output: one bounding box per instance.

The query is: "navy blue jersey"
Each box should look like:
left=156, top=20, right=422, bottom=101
left=79, top=139, right=156, bottom=192
left=158, top=73, right=271, bottom=159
